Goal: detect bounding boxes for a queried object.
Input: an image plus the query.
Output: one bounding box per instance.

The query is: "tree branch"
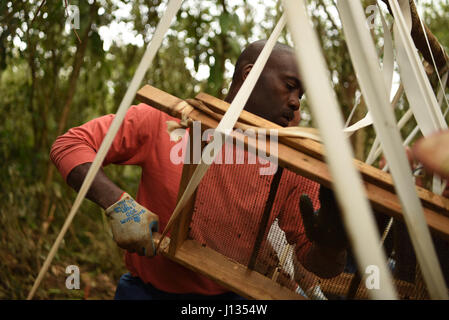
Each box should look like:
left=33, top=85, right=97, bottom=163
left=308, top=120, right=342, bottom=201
left=381, top=0, right=448, bottom=76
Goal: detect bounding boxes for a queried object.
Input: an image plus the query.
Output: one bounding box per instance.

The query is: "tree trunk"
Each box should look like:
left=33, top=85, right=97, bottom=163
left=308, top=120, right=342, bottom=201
left=353, top=97, right=368, bottom=161
left=381, top=0, right=448, bottom=77
left=39, top=6, right=97, bottom=219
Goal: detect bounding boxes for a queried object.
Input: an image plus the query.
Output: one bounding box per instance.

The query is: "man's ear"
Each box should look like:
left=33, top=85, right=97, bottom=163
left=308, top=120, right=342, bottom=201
left=242, top=64, right=253, bottom=81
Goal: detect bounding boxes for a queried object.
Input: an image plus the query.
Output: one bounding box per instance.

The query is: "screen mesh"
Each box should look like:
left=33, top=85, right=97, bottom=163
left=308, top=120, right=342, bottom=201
left=187, top=141, right=446, bottom=299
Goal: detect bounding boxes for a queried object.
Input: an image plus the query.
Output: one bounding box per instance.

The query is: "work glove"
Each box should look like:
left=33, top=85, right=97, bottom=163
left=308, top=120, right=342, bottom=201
left=299, top=185, right=348, bottom=250
left=105, top=192, right=159, bottom=257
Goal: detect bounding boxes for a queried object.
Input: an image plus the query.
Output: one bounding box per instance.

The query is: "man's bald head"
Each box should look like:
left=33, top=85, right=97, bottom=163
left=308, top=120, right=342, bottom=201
left=231, top=40, right=295, bottom=85
left=226, top=40, right=303, bottom=127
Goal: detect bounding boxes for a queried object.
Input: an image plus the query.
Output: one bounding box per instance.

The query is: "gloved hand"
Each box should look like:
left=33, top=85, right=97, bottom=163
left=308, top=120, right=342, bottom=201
left=105, top=192, right=159, bottom=257
left=299, top=185, right=348, bottom=250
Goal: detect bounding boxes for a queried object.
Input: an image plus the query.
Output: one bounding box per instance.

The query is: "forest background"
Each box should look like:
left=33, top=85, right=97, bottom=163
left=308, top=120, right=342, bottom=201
left=1, top=0, right=447, bottom=299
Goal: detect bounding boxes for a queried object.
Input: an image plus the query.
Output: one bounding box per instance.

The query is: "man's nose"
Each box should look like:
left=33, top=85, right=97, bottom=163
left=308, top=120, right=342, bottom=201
left=288, top=96, right=300, bottom=111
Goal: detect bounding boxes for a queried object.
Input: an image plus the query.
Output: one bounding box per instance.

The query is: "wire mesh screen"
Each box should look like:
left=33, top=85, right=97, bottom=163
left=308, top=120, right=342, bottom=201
left=186, top=140, right=446, bottom=299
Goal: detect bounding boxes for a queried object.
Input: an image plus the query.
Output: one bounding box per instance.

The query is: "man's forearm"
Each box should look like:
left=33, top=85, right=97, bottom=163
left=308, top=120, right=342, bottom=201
left=67, top=162, right=124, bottom=209
left=302, top=243, right=347, bottom=279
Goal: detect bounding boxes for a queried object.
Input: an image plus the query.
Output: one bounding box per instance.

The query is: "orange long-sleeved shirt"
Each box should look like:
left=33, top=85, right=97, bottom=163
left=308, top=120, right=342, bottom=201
left=50, top=103, right=319, bottom=294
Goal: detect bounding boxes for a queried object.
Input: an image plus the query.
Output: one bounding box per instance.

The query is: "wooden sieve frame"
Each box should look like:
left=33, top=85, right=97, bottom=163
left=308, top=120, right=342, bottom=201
left=136, top=85, right=449, bottom=299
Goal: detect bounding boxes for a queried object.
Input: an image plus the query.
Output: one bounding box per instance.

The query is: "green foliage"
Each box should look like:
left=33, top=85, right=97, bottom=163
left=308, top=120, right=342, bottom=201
left=0, top=0, right=267, bottom=299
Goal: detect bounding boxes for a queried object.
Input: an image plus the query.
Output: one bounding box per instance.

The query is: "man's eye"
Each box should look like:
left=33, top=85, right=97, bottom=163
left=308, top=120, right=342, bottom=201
left=286, top=83, right=295, bottom=90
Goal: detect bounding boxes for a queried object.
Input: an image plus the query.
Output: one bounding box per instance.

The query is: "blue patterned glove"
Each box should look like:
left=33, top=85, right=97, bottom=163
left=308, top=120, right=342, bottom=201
left=105, top=193, right=159, bottom=257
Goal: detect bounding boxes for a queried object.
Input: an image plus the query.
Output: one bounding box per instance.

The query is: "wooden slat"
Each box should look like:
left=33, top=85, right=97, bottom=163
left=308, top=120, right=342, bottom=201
left=154, top=234, right=428, bottom=300
left=273, top=133, right=449, bottom=241
left=248, top=168, right=284, bottom=270
left=195, top=92, right=325, bottom=159
left=137, top=85, right=183, bottom=117
left=319, top=272, right=426, bottom=300
left=154, top=234, right=304, bottom=300
left=195, top=91, right=449, bottom=216
left=168, top=134, right=200, bottom=255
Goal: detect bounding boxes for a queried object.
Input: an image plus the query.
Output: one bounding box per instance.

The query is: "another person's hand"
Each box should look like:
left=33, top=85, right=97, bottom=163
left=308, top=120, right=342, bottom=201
left=105, top=192, right=159, bottom=257
left=299, top=185, right=348, bottom=251
left=379, top=146, right=416, bottom=171
left=413, top=130, right=449, bottom=180
left=381, top=146, right=433, bottom=191
left=412, top=130, right=449, bottom=197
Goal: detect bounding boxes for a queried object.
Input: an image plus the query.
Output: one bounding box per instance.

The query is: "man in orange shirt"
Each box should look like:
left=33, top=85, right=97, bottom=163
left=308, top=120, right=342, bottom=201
left=51, top=40, right=348, bottom=299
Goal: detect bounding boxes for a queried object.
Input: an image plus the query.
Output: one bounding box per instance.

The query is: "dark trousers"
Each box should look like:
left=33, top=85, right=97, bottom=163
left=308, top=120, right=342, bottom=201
left=114, top=273, right=246, bottom=300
